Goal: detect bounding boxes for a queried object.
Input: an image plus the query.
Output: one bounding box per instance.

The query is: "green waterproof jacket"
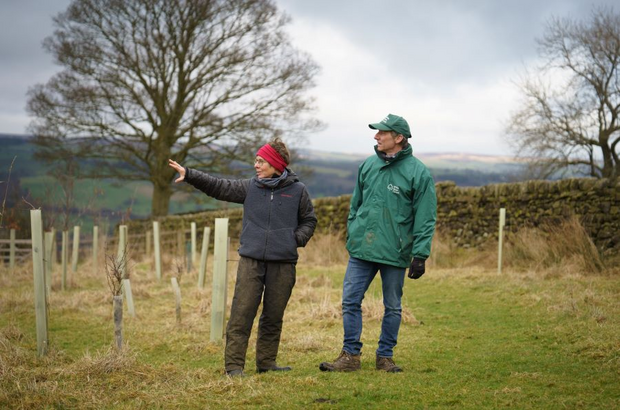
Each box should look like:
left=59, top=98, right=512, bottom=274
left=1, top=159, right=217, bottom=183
left=346, top=145, right=437, bottom=268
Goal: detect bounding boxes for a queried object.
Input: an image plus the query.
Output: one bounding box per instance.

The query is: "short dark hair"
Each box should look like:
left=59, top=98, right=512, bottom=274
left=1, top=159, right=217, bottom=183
left=389, top=131, right=409, bottom=149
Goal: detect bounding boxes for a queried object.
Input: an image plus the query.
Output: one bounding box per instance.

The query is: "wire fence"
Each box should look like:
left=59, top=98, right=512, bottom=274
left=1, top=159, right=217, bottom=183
left=0, top=227, right=206, bottom=265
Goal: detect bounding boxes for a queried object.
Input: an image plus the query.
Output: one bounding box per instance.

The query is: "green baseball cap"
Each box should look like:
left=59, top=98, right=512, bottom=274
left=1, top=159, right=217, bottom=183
left=369, top=113, right=411, bottom=138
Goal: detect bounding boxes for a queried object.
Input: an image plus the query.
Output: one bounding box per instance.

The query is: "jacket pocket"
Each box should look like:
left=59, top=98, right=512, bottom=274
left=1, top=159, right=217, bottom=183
left=266, top=228, right=298, bottom=261
left=239, top=220, right=267, bottom=260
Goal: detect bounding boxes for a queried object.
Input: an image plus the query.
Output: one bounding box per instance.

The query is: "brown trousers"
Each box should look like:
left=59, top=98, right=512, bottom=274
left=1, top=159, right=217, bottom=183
left=224, top=256, right=296, bottom=371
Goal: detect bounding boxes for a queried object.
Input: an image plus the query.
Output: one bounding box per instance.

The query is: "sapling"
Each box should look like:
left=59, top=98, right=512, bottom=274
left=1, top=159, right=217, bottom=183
left=171, top=258, right=183, bottom=324
left=105, top=249, right=126, bottom=350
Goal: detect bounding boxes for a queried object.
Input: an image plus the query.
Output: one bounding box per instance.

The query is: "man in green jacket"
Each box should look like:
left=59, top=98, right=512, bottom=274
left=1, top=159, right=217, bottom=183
left=319, top=113, right=437, bottom=373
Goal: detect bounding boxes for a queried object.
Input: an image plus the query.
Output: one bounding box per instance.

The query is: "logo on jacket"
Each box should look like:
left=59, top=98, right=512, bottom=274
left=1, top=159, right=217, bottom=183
left=387, top=184, right=400, bottom=194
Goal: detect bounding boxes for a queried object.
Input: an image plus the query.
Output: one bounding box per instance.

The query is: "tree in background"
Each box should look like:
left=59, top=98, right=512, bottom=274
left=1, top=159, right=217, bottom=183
left=27, top=0, right=321, bottom=216
left=507, top=7, right=619, bottom=180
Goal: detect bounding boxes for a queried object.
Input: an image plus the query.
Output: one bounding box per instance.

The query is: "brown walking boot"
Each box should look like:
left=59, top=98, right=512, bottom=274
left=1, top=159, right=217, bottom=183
left=319, top=351, right=361, bottom=372
left=376, top=355, right=402, bottom=373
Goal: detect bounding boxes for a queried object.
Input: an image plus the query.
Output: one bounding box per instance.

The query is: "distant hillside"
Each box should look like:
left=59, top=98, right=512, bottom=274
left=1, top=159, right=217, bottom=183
left=297, top=149, right=525, bottom=198
left=1, top=134, right=525, bottom=234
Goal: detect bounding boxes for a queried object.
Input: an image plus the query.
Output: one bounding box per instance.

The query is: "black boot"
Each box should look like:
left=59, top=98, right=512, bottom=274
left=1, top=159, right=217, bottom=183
left=257, top=364, right=292, bottom=373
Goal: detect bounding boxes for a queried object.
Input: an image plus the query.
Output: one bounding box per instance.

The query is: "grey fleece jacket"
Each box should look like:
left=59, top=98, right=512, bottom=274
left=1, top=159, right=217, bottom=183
left=184, top=167, right=317, bottom=262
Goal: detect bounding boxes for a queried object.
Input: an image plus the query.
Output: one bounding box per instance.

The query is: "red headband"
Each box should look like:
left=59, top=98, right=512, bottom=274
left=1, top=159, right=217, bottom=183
left=256, top=144, right=287, bottom=173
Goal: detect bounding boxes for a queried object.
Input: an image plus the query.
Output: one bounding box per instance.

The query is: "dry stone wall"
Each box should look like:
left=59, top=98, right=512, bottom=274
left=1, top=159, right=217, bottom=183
left=435, top=178, right=619, bottom=254
left=127, top=178, right=619, bottom=254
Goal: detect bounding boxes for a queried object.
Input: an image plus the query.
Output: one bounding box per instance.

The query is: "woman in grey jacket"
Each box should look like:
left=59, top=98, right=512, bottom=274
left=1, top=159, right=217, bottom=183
left=168, top=138, right=317, bottom=377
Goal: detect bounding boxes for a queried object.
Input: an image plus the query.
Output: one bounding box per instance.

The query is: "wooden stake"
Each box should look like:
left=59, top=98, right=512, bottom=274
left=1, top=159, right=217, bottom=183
left=498, top=208, right=506, bottom=274
left=93, top=226, right=99, bottom=276
left=50, top=228, right=56, bottom=266
left=210, top=218, right=229, bottom=342
left=171, top=277, right=182, bottom=324
left=113, top=295, right=123, bottom=350
left=198, top=227, right=211, bottom=289
left=177, top=230, right=184, bottom=258
left=146, top=230, right=152, bottom=258
left=191, top=222, right=197, bottom=266
left=9, top=228, right=15, bottom=274
left=71, top=226, right=80, bottom=274
left=153, top=221, right=162, bottom=281
left=186, top=241, right=192, bottom=273
left=30, top=210, right=49, bottom=356
left=61, top=230, right=68, bottom=290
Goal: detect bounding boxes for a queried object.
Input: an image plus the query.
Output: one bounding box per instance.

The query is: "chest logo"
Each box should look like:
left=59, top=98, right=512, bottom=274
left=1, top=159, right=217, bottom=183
left=387, top=184, right=400, bottom=194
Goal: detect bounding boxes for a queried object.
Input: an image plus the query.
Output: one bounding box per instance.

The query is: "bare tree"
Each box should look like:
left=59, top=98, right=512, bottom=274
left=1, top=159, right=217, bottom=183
left=27, top=0, right=321, bottom=216
left=506, top=7, right=620, bottom=180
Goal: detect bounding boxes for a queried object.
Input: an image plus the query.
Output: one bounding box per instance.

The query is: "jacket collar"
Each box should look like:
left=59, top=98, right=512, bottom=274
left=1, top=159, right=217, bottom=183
left=374, top=144, right=413, bottom=164
left=252, top=168, right=298, bottom=188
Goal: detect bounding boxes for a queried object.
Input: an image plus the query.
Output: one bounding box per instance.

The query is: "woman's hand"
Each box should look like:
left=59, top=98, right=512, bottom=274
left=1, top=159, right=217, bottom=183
left=168, top=159, right=186, bottom=183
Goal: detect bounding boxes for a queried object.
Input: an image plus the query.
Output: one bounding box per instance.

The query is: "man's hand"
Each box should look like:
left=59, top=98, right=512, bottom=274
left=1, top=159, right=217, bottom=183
left=408, top=258, right=425, bottom=279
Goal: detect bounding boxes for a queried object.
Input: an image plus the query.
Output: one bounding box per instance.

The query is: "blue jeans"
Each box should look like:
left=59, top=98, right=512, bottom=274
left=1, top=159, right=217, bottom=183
left=342, top=257, right=406, bottom=358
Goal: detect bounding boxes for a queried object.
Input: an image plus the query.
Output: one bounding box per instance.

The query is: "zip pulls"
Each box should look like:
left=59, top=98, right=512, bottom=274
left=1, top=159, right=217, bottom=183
left=263, top=188, right=275, bottom=260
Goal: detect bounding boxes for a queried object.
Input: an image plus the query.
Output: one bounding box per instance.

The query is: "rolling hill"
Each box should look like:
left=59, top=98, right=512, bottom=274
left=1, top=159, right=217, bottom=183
left=1, top=134, right=525, bottom=234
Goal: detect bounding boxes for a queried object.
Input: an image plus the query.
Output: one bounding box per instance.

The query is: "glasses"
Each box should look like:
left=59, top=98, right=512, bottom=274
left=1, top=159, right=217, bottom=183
left=254, top=158, right=267, bottom=166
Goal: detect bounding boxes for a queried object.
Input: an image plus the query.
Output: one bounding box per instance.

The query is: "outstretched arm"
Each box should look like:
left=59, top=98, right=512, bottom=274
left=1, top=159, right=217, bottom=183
left=168, top=158, right=249, bottom=204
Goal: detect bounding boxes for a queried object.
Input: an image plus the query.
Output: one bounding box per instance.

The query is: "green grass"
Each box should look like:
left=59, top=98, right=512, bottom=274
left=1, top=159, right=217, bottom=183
left=1, top=253, right=618, bottom=409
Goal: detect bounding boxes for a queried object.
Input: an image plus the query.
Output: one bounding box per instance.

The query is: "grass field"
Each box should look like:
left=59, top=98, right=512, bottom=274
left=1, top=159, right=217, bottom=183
left=0, top=230, right=618, bottom=409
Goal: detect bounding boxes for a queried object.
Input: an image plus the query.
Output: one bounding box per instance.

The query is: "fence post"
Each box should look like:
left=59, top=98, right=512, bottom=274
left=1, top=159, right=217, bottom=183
left=210, top=218, right=229, bottom=342
left=93, top=226, right=99, bottom=276
left=9, top=228, right=15, bottom=274
left=153, top=221, right=162, bottom=281
left=498, top=208, right=506, bottom=274
left=191, top=222, right=197, bottom=266
left=198, top=227, right=211, bottom=289
left=44, top=231, right=54, bottom=295
left=30, top=210, right=49, bottom=357
left=71, top=226, right=80, bottom=274
left=61, top=230, right=68, bottom=290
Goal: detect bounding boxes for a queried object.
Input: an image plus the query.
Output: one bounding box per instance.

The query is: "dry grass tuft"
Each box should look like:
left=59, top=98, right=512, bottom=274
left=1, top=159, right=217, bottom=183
left=428, top=231, right=498, bottom=270
left=429, top=216, right=609, bottom=276
left=298, top=232, right=349, bottom=267
left=68, top=345, right=139, bottom=376
left=504, top=215, right=604, bottom=274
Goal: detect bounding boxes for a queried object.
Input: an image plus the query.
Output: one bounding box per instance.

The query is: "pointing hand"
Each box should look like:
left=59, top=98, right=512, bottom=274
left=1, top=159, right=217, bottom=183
left=168, top=159, right=186, bottom=183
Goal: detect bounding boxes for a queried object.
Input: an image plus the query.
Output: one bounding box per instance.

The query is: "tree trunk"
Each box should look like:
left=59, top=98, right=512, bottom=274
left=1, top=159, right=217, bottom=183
left=152, top=181, right=172, bottom=217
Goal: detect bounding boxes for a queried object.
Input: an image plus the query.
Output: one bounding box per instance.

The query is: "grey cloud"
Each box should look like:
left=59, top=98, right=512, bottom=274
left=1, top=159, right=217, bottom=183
left=277, top=0, right=616, bottom=88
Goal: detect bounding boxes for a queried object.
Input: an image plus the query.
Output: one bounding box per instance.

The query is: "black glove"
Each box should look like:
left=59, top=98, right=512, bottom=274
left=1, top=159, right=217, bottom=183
left=408, top=258, right=425, bottom=279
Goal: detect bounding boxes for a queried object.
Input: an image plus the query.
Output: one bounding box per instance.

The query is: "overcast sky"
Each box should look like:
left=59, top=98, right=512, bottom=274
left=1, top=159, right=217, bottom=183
left=0, top=0, right=615, bottom=156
